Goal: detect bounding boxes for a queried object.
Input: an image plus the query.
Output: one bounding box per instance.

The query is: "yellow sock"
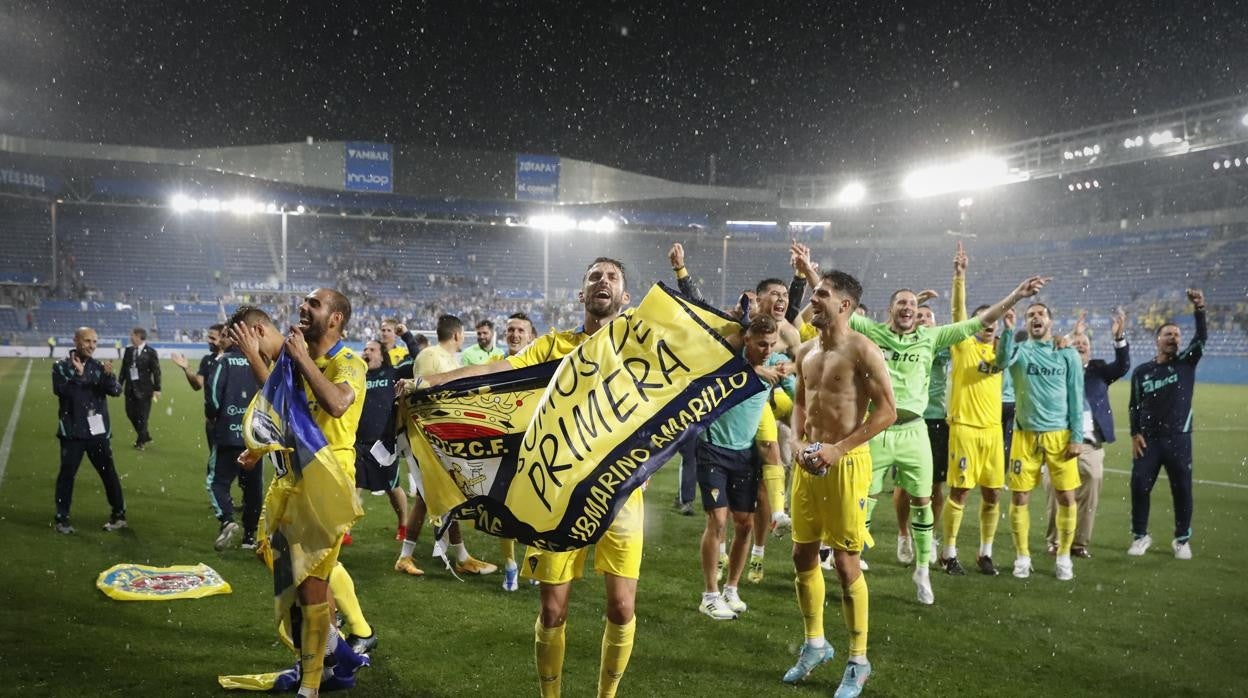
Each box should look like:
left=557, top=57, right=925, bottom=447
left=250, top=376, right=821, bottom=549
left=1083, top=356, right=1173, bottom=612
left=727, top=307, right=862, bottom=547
left=327, top=564, right=372, bottom=639
left=1056, top=502, right=1077, bottom=556
left=795, top=567, right=825, bottom=640
left=941, top=499, right=965, bottom=551
left=840, top=573, right=869, bottom=657
left=535, top=617, right=566, bottom=698
left=297, top=602, right=331, bottom=691
left=598, top=617, right=636, bottom=698
left=1010, top=502, right=1030, bottom=558
left=763, top=464, right=785, bottom=515
left=980, top=501, right=1000, bottom=547
left=500, top=538, right=516, bottom=564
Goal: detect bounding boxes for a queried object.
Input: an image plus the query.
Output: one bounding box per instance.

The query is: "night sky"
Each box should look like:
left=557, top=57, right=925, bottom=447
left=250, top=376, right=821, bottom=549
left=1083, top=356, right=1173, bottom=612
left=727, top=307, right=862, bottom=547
left=2, top=1, right=1246, bottom=186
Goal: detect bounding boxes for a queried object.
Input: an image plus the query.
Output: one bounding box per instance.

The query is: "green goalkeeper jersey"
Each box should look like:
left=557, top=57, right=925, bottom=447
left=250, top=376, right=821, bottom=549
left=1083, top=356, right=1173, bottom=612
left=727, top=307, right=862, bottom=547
left=850, top=314, right=983, bottom=421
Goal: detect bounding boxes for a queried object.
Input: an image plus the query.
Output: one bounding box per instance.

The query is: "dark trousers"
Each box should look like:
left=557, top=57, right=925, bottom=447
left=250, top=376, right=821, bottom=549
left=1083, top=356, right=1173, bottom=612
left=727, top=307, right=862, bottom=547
left=55, top=438, right=125, bottom=521
left=1130, top=433, right=1194, bottom=540
left=1001, top=402, right=1017, bottom=476
left=125, top=394, right=153, bottom=444
left=677, top=435, right=699, bottom=505
left=208, top=445, right=263, bottom=536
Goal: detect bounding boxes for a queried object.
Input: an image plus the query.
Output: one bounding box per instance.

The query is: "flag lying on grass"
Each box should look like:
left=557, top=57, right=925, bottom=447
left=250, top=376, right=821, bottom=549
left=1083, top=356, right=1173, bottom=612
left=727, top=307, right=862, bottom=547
left=96, top=562, right=231, bottom=601
left=242, top=351, right=361, bottom=632
left=401, top=282, right=763, bottom=552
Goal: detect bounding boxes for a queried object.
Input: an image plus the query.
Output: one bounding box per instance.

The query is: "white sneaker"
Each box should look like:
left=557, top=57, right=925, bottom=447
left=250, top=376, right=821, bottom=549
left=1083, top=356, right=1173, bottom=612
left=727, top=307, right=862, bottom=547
left=1012, top=556, right=1032, bottom=579
left=912, top=566, right=934, bottom=605
left=820, top=547, right=835, bottom=571
left=896, top=536, right=914, bottom=565
left=722, top=588, right=748, bottom=613
left=1127, top=535, right=1152, bottom=556
left=699, top=594, right=738, bottom=620
left=1172, top=539, right=1192, bottom=560
left=858, top=558, right=869, bottom=571
left=1055, top=555, right=1074, bottom=581
left=772, top=511, right=792, bottom=535
left=214, top=521, right=240, bottom=550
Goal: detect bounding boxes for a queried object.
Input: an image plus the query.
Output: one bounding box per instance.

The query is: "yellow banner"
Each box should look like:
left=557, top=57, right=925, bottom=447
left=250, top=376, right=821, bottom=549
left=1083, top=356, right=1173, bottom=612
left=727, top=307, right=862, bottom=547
left=402, top=283, right=762, bottom=551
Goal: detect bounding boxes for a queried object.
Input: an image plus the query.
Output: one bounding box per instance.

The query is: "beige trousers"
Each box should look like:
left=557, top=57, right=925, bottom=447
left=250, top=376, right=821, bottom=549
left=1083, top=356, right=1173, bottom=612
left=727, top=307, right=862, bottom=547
left=1044, top=444, right=1105, bottom=549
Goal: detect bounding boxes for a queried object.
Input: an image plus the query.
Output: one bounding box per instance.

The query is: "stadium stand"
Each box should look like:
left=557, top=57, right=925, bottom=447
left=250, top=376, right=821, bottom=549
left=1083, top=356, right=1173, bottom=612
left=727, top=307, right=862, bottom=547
left=3, top=197, right=1246, bottom=355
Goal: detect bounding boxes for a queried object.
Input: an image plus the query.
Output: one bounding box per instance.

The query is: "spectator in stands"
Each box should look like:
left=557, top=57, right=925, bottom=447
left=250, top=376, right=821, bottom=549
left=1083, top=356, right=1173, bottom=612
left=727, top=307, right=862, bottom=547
left=52, top=327, right=128, bottom=534
left=1043, top=309, right=1130, bottom=558
left=119, top=327, right=161, bottom=450
left=461, top=319, right=504, bottom=365
left=1128, top=289, right=1206, bottom=560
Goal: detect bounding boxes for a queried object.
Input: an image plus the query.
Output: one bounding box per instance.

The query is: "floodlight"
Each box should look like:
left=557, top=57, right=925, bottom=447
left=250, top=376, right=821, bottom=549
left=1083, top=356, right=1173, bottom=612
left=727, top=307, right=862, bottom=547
left=529, top=214, right=575, bottom=232
left=265, top=203, right=278, bottom=214
left=295, top=205, right=306, bottom=215
left=1241, top=112, right=1248, bottom=127
left=834, top=182, right=866, bottom=206
left=902, top=156, right=1022, bottom=198
left=1213, top=161, right=1222, bottom=170
left=577, top=217, right=617, bottom=234
left=170, top=194, right=197, bottom=212
left=199, top=198, right=221, bottom=212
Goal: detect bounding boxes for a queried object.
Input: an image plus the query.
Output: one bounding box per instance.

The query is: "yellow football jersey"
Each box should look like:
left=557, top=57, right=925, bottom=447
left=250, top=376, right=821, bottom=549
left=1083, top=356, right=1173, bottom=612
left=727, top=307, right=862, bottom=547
left=387, top=345, right=410, bottom=366
left=308, top=342, right=367, bottom=467
left=414, top=344, right=459, bottom=377
left=946, top=336, right=1003, bottom=428
left=505, top=327, right=591, bottom=368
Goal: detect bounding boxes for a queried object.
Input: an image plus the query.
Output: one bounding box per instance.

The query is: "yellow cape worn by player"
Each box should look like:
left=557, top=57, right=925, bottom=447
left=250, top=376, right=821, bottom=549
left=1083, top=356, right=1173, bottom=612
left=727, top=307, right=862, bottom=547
left=400, top=282, right=763, bottom=551
left=218, top=350, right=363, bottom=690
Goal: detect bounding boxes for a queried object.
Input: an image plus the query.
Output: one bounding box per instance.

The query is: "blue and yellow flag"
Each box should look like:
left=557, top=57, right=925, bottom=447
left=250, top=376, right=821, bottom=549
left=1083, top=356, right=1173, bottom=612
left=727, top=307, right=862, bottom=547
left=243, top=351, right=361, bottom=634
left=402, top=282, right=763, bottom=552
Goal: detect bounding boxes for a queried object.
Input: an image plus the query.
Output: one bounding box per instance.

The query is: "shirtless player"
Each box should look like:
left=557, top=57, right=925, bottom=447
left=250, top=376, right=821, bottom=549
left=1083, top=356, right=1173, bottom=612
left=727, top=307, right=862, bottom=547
left=783, top=269, right=897, bottom=698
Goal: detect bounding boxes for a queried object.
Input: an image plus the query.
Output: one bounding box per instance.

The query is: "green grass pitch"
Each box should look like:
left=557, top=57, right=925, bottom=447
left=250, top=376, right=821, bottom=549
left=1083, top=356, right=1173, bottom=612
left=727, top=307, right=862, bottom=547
left=0, top=357, right=1244, bottom=696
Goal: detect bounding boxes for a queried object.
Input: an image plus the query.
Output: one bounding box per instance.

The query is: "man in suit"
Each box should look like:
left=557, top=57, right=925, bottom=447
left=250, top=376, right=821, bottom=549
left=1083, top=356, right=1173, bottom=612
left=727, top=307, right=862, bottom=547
left=119, top=327, right=161, bottom=450
left=1044, top=309, right=1130, bottom=557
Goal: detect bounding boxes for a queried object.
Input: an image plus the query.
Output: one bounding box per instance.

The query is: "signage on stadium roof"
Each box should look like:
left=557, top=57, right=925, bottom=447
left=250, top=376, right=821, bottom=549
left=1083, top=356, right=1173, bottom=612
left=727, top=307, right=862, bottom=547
left=0, top=167, right=62, bottom=194
left=515, top=154, right=560, bottom=202
left=344, top=141, right=394, bottom=193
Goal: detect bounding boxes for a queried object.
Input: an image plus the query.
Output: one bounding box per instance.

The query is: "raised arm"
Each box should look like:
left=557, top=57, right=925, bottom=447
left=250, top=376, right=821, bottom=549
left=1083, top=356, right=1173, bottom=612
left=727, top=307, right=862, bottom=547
left=1104, top=308, right=1131, bottom=382
left=669, top=243, right=707, bottom=303
left=994, top=309, right=1018, bottom=369
left=976, top=275, right=1049, bottom=327
left=1188, top=288, right=1207, bottom=344
left=951, top=241, right=968, bottom=322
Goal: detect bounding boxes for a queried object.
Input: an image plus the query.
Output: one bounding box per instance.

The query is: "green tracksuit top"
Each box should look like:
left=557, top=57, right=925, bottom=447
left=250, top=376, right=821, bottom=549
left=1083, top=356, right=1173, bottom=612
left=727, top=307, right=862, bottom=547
left=850, top=314, right=983, bottom=421
left=995, top=333, right=1083, bottom=442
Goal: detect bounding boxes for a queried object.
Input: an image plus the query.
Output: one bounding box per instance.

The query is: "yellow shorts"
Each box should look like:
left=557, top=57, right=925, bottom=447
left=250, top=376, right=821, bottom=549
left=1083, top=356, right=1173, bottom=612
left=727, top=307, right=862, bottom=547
left=790, top=444, right=875, bottom=552
left=947, top=424, right=1005, bottom=490
left=755, top=402, right=778, bottom=444
left=522, top=488, right=644, bottom=584
left=1008, top=429, right=1081, bottom=493
left=770, top=388, right=794, bottom=420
